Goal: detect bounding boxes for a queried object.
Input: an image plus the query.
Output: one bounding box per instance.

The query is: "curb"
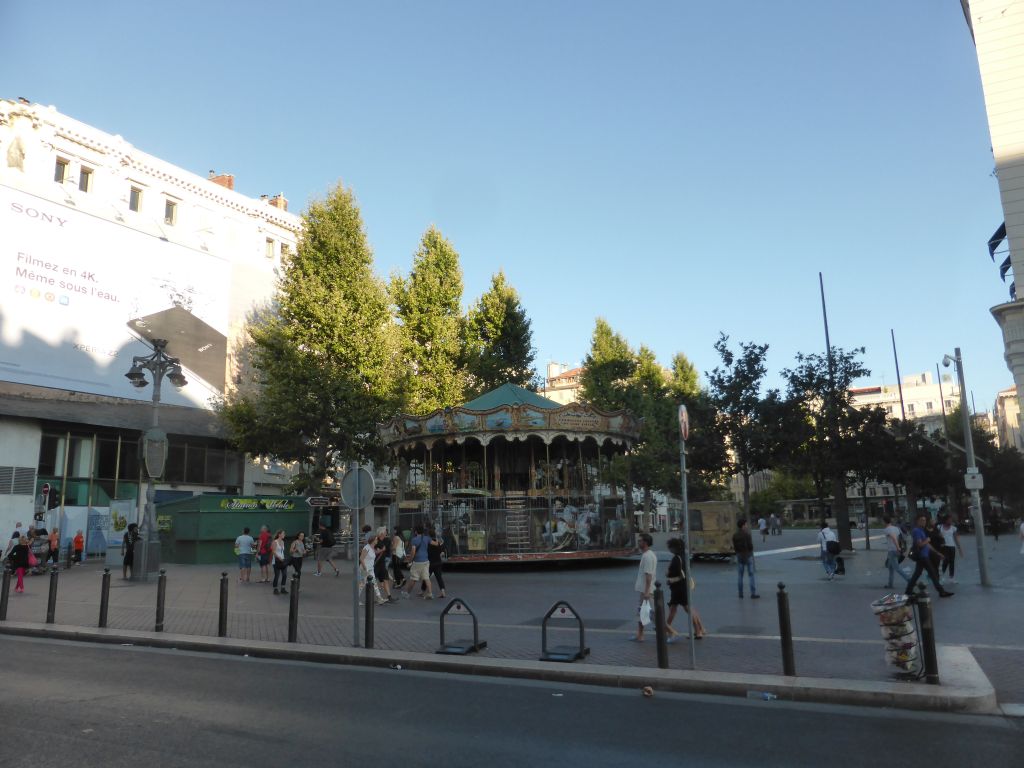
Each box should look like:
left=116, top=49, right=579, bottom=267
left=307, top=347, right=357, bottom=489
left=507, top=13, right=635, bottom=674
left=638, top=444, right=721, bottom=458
left=0, top=621, right=997, bottom=714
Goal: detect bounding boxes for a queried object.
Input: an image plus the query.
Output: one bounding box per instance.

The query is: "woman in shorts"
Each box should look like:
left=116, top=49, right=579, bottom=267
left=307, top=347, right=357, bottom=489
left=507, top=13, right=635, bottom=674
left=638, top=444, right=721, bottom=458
left=665, top=537, right=705, bottom=641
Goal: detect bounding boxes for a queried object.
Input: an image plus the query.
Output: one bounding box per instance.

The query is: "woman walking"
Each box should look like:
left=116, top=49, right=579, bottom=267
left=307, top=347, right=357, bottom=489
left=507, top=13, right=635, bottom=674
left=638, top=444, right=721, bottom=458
left=271, top=530, right=289, bottom=594
left=665, top=538, right=704, bottom=641
left=939, top=515, right=964, bottom=584
left=391, top=526, right=407, bottom=587
left=427, top=528, right=447, bottom=598
left=288, top=531, right=307, bottom=579
left=8, top=534, right=30, bottom=593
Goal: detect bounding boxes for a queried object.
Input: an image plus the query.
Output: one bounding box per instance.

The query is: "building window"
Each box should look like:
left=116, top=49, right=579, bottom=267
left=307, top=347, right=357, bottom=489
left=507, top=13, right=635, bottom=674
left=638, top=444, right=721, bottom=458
left=78, top=167, right=92, bottom=192
left=945, top=400, right=953, bottom=410
left=164, top=200, right=177, bottom=226
left=129, top=186, right=142, bottom=212
left=926, top=401, right=934, bottom=412
left=884, top=405, right=893, bottom=415
left=907, top=404, right=915, bottom=415
left=54, top=158, right=69, bottom=183
left=265, top=238, right=275, bottom=259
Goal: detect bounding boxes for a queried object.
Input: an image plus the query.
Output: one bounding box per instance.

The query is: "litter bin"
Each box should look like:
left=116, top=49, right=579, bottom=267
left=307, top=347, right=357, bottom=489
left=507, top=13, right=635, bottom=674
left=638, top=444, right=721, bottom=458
left=871, top=593, right=921, bottom=677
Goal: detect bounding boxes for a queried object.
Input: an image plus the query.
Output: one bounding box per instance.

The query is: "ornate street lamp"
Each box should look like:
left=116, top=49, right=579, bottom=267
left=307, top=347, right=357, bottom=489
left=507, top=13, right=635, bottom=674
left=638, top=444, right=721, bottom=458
left=124, top=338, right=187, bottom=580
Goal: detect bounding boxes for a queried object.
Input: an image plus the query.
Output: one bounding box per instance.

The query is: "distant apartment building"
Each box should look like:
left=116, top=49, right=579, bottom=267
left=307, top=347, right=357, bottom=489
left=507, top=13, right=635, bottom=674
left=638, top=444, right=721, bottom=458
left=540, top=362, right=583, bottom=405
left=995, top=385, right=1023, bottom=452
left=849, top=371, right=960, bottom=437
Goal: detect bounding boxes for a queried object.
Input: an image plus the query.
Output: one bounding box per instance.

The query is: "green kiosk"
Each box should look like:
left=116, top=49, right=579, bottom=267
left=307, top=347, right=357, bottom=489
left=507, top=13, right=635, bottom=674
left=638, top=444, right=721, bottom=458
left=157, top=494, right=313, bottom=565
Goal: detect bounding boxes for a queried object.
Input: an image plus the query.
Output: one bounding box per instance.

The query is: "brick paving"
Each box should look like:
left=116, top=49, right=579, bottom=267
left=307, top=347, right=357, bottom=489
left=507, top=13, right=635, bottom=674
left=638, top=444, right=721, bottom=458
left=3, top=528, right=1022, bottom=701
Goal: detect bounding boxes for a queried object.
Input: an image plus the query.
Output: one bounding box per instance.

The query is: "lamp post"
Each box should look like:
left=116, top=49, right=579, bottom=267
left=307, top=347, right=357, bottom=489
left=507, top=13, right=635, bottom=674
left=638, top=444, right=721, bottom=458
left=125, top=338, right=187, bottom=581
left=942, top=348, right=990, bottom=587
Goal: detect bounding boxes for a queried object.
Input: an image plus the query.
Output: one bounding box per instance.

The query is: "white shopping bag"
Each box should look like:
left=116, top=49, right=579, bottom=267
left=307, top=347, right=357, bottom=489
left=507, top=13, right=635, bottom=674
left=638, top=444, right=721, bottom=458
left=639, top=599, right=652, bottom=627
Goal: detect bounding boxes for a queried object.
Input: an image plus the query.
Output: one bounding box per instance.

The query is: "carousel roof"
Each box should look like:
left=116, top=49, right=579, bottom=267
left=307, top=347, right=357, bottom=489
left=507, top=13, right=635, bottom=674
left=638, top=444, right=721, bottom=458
left=379, top=382, right=641, bottom=449
left=461, top=383, right=561, bottom=412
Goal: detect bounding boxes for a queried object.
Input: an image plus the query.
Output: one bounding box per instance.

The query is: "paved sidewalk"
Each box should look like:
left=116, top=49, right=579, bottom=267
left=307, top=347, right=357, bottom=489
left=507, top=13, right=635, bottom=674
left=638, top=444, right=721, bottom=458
left=2, top=528, right=1020, bottom=710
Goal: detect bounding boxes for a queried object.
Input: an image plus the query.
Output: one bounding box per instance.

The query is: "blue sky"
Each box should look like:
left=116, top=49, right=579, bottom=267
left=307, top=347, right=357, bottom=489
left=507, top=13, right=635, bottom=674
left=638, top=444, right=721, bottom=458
left=2, top=1, right=1011, bottom=408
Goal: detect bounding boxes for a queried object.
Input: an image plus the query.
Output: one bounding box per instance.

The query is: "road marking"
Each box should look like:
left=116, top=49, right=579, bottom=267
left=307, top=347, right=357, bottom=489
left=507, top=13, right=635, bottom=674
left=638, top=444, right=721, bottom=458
left=754, top=536, right=887, bottom=558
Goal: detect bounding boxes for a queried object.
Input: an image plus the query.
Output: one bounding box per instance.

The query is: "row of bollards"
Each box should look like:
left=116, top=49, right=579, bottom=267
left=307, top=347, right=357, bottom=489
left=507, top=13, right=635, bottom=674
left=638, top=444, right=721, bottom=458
left=0, top=566, right=941, bottom=683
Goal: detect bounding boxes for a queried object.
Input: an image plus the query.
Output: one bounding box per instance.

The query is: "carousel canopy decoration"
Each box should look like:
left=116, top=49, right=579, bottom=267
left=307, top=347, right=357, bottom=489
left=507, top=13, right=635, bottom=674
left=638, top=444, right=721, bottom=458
left=379, top=383, right=641, bottom=451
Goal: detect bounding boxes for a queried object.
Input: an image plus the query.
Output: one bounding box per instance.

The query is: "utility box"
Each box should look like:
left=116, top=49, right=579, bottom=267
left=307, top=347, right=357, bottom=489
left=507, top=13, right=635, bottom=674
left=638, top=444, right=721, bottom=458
left=156, top=494, right=313, bottom=564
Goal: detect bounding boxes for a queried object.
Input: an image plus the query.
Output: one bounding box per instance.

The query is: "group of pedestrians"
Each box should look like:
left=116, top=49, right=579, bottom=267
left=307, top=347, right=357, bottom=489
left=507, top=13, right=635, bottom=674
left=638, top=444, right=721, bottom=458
left=630, top=533, right=705, bottom=642
left=359, top=524, right=447, bottom=606
left=3, top=523, right=87, bottom=593
left=882, top=513, right=956, bottom=598
left=233, top=525, right=310, bottom=595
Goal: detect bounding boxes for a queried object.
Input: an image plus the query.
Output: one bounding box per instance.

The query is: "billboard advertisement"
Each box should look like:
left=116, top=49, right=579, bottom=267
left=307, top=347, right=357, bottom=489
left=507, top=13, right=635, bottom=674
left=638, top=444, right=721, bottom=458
left=0, top=184, right=231, bottom=408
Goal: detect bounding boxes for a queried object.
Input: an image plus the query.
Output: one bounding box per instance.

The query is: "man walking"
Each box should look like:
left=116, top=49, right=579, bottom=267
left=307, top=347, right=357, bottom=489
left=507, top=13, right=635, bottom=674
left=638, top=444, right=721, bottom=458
left=906, top=513, right=954, bottom=598
left=818, top=521, right=839, bottom=581
left=630, top=533, right=657, bottom=642
left=401, top=524, right=433, bottom=599
left=314, top=521, right=340, bottom=576
left=882, top=514, right=910, bottom=589
left=733, top=519, right=759, bottom=598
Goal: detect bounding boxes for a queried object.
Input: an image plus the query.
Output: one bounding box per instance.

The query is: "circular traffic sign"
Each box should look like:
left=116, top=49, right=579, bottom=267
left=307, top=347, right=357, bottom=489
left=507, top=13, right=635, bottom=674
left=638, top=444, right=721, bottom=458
left=678, top=404, right=689, bottom=441
left=340, top=467, right=375, bottom=509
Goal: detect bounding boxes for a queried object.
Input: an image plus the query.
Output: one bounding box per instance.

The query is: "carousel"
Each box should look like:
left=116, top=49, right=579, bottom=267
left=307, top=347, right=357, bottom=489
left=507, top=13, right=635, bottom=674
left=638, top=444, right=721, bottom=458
left=378, top=383, right=642, bottom=562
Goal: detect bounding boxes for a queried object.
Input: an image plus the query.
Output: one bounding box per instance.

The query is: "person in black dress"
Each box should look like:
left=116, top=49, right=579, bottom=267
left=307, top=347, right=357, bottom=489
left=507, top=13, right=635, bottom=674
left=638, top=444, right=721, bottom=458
left=665, top=538, right=705, bottom=641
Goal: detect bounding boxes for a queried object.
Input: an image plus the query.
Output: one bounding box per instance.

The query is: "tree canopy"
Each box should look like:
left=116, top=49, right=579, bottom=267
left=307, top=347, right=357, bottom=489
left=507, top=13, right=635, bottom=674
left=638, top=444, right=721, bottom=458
left=463, top=270, right=536, bottom=394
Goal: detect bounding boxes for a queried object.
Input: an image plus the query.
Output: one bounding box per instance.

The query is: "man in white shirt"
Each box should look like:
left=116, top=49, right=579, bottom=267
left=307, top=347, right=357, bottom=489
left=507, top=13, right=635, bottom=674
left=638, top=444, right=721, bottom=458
left=818, top=521, right=839, bottom=581
left=630, top=533, right=657, bottom=642
left=882, top=515, right=910, bottom=589
left=234, top=527, right=255, bottom=583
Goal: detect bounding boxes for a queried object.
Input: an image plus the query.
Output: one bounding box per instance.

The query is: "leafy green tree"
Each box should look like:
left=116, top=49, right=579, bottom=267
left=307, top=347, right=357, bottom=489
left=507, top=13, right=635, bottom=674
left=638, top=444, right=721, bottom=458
left=987, top=446, right=1024, bottom=514
left=668, top=352, right=700, bottom=399
left=218, top=182, right=401, bottom=493
left=706, top=334, right=780, bottom=516
left=782, top=346, right=869, bottom=549
left=391, top=226, right=468, bottom=412
left=463, top=271, right=536, bottom=393
left=579, top=318, right=636, bottom=410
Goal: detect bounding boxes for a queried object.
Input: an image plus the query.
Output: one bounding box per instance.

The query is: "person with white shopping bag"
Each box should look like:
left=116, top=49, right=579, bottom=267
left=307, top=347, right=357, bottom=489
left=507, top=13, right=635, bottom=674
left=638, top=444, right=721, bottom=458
left=630, top=533, right=657, bottom=642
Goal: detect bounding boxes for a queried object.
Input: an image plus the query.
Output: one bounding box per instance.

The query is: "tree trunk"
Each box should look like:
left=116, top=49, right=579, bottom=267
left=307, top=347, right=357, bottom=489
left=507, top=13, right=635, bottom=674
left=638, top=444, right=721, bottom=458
left=742, top=470, right=751, bottom=518
left=643, top=486, right=653, bottom=532
left=904, top=484, right=919, bottom=524
left=832, top=475, right=851, bottom=550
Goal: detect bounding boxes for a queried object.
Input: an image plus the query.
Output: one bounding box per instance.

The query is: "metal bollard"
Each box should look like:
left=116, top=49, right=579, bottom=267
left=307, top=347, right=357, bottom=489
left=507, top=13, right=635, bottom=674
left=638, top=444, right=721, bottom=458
left=99, top=569, right=111, bottom=628
left=777, top=582, right=796, bottom=677
left=915, top=584, right=939, bottom=685
left=155, top=569, right=167, bottom=632
left=0, top=567, right=10, bottom=621
left=364, top=577, right=375, bottom=649
left=218, top=572, right=229, bottom=638
left=45, top=567, right=59, bottom=624
left=653, top=581, right=668, bottom=670
left=287, top=575, right=300, bottom=643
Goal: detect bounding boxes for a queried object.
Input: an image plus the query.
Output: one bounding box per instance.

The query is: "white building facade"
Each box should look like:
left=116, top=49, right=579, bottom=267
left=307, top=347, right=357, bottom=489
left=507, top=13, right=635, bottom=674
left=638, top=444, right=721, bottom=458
left=0, top=97, right=301, bottom=542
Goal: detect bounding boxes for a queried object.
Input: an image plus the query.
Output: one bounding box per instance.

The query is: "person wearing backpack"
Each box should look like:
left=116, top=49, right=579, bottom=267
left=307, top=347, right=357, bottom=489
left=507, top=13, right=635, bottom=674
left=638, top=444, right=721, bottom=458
left=314, top=522, right=339, bottom=576
left=882, top=514, right=910, bottom=589
left=818, top=521, right=840, bottom=581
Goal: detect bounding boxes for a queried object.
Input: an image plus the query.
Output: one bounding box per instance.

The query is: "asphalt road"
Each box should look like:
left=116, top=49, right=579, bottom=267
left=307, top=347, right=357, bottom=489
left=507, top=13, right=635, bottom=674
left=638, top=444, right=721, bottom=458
left=0, top=636, right=1019, bottom=768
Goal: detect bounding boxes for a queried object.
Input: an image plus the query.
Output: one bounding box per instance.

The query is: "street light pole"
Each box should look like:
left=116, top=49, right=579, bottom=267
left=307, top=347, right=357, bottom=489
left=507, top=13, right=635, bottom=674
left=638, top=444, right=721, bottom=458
left=125, top=339, right=187, bottom=581
left=946, top=348, right=990, bottom=587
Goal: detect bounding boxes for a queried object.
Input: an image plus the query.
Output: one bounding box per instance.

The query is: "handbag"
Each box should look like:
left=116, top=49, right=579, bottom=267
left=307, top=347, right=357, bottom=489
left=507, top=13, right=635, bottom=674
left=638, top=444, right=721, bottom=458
left=825, top=539, right=841, bottom=556
left=27, top=549, right=38, bottom=567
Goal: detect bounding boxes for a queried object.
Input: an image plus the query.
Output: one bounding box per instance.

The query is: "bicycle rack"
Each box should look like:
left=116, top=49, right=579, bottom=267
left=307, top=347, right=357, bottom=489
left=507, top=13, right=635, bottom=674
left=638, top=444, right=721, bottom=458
left=437, top=599, right=487, bottom=655
left=540, top=600, right=590, bottom=662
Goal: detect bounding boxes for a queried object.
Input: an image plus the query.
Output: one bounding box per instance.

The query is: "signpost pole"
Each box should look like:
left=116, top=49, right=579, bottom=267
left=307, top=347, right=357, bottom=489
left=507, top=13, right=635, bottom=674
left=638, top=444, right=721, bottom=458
left=679, top=405, right=696, bottom=670
left=352, top=464, right=361, bottom=647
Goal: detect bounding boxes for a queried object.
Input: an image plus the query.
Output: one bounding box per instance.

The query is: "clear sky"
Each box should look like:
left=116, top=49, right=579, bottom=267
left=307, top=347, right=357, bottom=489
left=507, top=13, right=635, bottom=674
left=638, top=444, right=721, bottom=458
left=2, top=1, right=1011, bottom=409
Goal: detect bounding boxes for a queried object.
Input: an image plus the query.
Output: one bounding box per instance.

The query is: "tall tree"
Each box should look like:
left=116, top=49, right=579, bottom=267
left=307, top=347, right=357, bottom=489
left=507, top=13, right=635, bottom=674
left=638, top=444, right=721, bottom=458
left=668, top=352, right=700, bottom=399
left=391, top=226, right=468, bottom=412
left=706, top=334, right=777, bottom=516
left=782, top=346, right=869, bottom=549
left=218, top=182, right=401, bottom=493
left=463, top=270, right=536, bottom=393
left=579, top=318, right=636, bottom=410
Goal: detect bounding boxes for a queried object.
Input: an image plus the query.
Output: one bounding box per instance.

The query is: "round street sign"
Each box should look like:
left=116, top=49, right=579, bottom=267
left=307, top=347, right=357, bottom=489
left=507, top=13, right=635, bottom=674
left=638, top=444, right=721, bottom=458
left=678, top=404, right=689, bottom=441
left=340, top=467, right=375, bottom=509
